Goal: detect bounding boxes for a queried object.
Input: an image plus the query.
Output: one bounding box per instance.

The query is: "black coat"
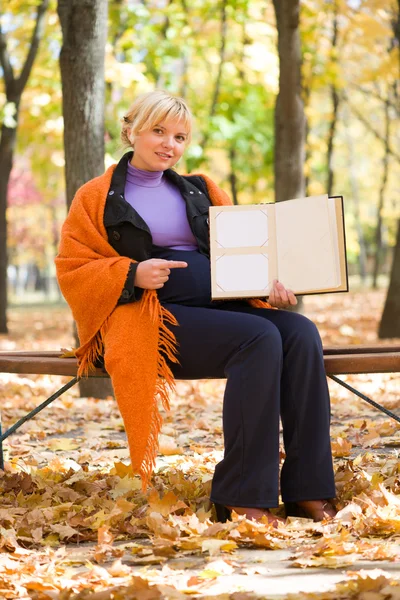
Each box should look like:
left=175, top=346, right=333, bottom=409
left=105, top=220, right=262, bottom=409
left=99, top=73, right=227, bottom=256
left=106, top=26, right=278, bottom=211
left=105, top=152, right=213, bottom=304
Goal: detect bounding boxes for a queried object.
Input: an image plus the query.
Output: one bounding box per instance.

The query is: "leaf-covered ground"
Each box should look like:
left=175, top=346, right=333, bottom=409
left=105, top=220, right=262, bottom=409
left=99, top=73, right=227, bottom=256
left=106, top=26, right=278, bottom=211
left=0, top=290, right=399, bottom=599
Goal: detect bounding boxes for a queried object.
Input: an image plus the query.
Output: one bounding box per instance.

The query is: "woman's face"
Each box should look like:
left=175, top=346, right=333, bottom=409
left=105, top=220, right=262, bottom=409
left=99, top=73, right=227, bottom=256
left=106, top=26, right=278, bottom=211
left=130, top=117, right=189, bottom=171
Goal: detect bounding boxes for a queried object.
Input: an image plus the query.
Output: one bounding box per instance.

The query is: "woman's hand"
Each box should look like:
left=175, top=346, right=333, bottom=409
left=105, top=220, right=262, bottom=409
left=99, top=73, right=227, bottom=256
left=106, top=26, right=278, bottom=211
left=268, top=279, right=297, bottom=308
left=134, top=258, right=188, bottom=290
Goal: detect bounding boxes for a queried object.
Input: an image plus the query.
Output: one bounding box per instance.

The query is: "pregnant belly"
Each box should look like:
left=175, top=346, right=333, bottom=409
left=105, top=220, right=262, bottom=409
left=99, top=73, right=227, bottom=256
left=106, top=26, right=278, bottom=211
left=151, top=246, right=212, bottom=307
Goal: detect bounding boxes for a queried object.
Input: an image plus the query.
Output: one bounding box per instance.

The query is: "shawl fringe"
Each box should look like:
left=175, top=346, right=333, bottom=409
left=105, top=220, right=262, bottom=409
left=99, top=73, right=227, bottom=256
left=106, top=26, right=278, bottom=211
left=76, top=319, right=110, bottom=379
left=248, top=298, right=276, bottom=310
left=138, top=290, right=180, bottom=491
left=72, top=289, right=181, bottom=491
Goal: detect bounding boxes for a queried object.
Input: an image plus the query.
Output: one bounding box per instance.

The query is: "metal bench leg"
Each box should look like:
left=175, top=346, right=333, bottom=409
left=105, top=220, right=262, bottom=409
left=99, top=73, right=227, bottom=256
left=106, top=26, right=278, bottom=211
left=0, top=376, right=79, bottom=471
left=328, top=374, right=400, bottom=424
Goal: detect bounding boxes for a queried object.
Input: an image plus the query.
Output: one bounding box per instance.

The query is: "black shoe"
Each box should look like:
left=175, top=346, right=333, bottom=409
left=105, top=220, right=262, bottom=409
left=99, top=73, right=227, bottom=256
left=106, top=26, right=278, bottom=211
left=214, top=503, right=232, bottom=523
left=284, top=501, right=308, bottom=519
left=285, top=500, right=336, bottom=521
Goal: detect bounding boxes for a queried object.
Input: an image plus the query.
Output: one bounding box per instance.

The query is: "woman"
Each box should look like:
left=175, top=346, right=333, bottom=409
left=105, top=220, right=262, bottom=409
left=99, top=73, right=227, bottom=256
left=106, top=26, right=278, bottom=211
left=56, top=90, right=336, bottom=525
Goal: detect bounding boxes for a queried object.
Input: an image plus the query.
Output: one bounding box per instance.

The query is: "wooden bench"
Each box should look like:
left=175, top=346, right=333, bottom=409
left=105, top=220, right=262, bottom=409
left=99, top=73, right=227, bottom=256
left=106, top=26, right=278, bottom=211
left=0, top=346, right=399, bottom=469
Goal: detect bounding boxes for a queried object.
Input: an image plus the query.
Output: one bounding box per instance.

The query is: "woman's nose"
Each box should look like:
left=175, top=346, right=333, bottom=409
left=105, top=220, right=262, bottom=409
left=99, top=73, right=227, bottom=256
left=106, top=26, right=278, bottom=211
left=162, top=136, right=174, bottom=148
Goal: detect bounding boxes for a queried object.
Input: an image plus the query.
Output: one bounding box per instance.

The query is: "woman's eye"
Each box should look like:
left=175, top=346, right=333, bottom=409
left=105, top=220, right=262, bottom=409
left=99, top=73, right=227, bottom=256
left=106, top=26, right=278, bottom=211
left=176, top=136, right=185, bottom=142
left=153, top=128, right=163, bottom=134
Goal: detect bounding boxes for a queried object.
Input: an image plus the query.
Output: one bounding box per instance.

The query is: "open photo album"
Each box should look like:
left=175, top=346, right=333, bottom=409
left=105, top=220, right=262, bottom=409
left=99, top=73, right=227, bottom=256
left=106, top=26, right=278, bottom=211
left=209, top=194, right=348, bottom=300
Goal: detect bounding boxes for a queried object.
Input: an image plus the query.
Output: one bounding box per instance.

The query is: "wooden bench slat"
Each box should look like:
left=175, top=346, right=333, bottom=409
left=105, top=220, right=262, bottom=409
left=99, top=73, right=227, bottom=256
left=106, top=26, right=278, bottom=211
left=324, top=353, right=400, bottom=374
left=323, top=345, right=400, bottom=355
left=0, top=351, right=71, bottom=358
left=0, top=357, right=106, bottom=377
left=0, top=352, right=399, bottom=376
left=1, top=345, right=400, bottom=359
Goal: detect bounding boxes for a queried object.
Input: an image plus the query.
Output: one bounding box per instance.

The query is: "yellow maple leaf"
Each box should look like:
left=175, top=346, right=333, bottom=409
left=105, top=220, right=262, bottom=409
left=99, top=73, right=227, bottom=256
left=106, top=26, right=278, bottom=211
left=145, top=511, right=180, bottom=540
left=109, top=475, right=142, bottom=499
left=50, top=524, right=80, bottom=540
left=201, top=539, right=238, bottom=556
left=47, top=438, right=81, bottom=452
left=110, top=462, right=134, bottom=478
left=332, top=437, right=352, bottom=457
left=147, top=489, right=188, bottom=517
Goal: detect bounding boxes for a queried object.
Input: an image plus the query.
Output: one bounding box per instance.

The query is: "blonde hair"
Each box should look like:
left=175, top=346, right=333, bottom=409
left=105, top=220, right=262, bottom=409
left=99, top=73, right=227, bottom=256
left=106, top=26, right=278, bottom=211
left=121, top=90, right=192, bottom=147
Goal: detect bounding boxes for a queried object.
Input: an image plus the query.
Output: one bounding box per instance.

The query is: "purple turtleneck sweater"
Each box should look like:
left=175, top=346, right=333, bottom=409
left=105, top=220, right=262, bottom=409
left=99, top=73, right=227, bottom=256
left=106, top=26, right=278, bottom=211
left=124, top=162, right=198, bottom=250
left=123, top=162, right=214, bottom=307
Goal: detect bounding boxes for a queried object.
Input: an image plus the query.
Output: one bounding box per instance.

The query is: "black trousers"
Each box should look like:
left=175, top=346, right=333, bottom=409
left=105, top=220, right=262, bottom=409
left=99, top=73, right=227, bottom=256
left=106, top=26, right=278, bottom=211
left=162, top=300, right=336, bottom=508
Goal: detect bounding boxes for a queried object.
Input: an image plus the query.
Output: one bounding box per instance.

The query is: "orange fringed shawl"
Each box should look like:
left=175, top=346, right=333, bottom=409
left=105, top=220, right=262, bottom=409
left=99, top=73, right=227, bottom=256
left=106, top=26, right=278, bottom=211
left=55, top=164, right=273, bottom=491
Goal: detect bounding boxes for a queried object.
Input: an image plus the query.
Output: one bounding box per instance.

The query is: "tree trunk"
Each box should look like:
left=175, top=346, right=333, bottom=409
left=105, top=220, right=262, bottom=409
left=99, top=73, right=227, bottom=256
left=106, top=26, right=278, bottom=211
left=372, top=95, right=390, bottom=289
left=342, top=104, right=367, bottom=282
left=273, top=0, right=305, bottom=311
left=58, top=0, right=108, bottom=204
left=200, top=0, right=228, bottom=153
left=395, top=0, right=400, bottom=78
left=326, top=85, right=339, bottom=196
left=379, top=220, right=400, bottom=338
left=58, top=0, right=113, bottom=399
left=379, top=2, right=400, bottom=336
left=303, top=85, right=311, bottom=197
left=272, top=0, right=305, bottom=203
left=179, top=0, right=189, bottom=97
left=326, top=0, right=339, bottom=197
left=0, top=0, right=49, bottom=332
left=228, top=146, right=238, bottom=205
left=0, top=118, right=17, bottom=333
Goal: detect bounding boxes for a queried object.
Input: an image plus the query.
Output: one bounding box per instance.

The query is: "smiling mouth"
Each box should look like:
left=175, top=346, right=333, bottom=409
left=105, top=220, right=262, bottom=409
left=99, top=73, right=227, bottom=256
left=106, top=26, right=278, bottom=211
left=156, top=152, right=172, bottom=159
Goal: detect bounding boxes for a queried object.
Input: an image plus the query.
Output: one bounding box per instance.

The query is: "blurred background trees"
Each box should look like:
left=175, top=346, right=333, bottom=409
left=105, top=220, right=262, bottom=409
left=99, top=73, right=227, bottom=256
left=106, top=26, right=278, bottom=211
left=0, top=0, right=399, bottom=336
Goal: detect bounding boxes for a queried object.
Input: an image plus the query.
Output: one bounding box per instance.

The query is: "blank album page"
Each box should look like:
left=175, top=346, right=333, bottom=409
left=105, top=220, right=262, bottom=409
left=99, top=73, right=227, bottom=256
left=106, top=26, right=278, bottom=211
left=210, top=205, right=277, bottom=298
left=275, top=195, right=338, bottom=293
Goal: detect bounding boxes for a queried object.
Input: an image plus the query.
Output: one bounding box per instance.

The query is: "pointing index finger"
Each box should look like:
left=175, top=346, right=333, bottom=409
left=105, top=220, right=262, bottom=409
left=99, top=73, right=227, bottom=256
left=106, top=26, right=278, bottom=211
left=166, top=261, right=188, bottom=269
